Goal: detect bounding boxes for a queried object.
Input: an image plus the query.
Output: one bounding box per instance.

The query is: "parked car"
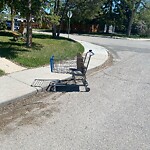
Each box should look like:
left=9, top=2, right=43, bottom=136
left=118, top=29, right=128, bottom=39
left=6, top=20, right=19, bottom=30
left=6, top=20, right=11, bottom=29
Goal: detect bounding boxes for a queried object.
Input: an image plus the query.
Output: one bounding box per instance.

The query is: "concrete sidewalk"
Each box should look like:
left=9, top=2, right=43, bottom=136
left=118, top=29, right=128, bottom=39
left=0, top=57, right=26, bottom=74
left=0, top=40, right=108, bottom=105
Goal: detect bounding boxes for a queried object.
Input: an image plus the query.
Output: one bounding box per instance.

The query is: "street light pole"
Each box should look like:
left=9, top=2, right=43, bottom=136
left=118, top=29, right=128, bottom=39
left=68, top=17, right=71, bottom=38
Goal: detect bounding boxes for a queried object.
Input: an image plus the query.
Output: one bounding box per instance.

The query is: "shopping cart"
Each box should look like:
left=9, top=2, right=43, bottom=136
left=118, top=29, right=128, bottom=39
left=47, top=50, right=94, bottom=92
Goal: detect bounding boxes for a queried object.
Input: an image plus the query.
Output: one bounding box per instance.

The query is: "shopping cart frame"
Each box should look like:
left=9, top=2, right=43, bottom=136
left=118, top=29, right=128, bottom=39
left=47, top=50, right=94, bottom=92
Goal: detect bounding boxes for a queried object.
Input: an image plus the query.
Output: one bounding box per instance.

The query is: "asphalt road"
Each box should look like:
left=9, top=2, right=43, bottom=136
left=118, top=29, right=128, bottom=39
left=0, top=35, right=150, bottom=150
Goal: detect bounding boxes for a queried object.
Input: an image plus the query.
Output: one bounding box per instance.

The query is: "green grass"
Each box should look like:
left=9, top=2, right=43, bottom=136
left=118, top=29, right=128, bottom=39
left=0, top=69, right=5, bottom=76
left=0, top=32, right=84, bottom=68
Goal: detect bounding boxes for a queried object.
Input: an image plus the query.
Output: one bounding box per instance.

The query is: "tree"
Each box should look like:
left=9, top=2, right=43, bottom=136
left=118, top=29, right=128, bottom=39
left=117, top=0, right=148, bottom=36
left=0, top=0, right=5, bottom=11
left=64, top=0, right=105, bottom=33
left=57, top=0, right=69, bottom=37
left=26, top=0, right=32, bottom=47
left=100, top=0, right=142, bottom=34
left=68, top=0, right=103, bottom=22
left=9, top=0, right=15, bottom=31
left=19, top=0, right=44, bottom=47
left=126, top=0, right=142, bottom=36
left=3, top=0, right=22, bottom=31
left=101, top=0, right=118, bottom=33
left=135, top=1, right=150, bottom=35
left=40, top=0, right=70, bottom=38
left=43, top=0, right=69, bottom=38
left=52, top=0, right=61, bottom=37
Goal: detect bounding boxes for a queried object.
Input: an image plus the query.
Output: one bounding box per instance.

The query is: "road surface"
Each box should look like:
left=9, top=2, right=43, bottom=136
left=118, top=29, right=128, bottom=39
left=0, top=35, right=150, bottom=150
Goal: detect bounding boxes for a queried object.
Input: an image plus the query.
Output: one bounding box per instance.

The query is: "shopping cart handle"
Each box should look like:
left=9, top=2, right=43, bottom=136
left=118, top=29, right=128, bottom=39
left=88, top=50, right=94, bottom=56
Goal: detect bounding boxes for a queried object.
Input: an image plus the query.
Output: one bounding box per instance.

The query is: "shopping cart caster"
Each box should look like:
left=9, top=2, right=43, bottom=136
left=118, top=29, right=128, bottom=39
left=85, top=87, right=90, bottom=92
left=46, top=83, right=55, bottom=92
left=49, top=85, right=55, bottom=92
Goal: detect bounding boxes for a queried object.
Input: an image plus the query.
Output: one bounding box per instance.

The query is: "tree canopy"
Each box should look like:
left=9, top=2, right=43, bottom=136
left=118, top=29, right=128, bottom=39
left=0, top=0, right=150, bottom=47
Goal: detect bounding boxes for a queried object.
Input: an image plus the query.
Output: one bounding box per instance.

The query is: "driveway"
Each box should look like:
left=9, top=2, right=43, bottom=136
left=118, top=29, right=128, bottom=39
left=0, top=35, right=150, bottom=150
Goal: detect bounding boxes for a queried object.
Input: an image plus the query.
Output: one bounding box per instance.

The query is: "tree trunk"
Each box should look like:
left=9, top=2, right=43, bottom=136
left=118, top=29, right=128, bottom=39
left=56, top=0, right=69, bottom=37
left=26, top=0, right=32, bottom=47
left=52, top=0, right=58, bottom=38
left=52, top=24, right=57, bottom=38
left=52, top=0, right=60, bottom=38
left=106, top=25, right=109, bottom=34
left=127, top=10, right=135, bottom=36
left=127, top=0, right=142, bottom=36
left=11, top=6, right=15, bottom=31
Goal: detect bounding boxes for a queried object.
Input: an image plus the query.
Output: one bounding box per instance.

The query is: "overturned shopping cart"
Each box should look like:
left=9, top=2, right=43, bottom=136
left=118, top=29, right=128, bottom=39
left=46, top=50, right=94, bottom=92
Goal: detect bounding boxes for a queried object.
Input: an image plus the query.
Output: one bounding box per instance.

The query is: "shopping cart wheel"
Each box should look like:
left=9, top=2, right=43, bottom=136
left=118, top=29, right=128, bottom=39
left=85, top=87, right=90, bottom=92
left=49, top=85, right=55, bottom=92
left=46, top=82, right=56, bottom=92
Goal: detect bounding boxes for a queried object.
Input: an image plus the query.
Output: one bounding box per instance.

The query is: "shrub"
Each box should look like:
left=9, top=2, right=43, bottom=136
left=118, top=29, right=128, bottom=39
left=0, top=21, right=6, bottom=30
left=136, top=21, right=148, bottom=36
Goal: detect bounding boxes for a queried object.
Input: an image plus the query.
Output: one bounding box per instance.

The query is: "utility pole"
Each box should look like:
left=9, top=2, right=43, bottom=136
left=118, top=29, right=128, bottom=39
left=67, top=11, right=72, bottom=38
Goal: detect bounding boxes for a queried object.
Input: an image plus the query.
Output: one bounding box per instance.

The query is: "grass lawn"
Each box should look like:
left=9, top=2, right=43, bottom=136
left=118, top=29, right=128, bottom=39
left=0, top=32, right=84, bottom=68
left=0, top=69, right=5, bottom=76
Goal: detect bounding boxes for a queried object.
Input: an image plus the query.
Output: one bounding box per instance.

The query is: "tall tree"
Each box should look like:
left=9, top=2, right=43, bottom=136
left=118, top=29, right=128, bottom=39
left=56, top=0, right=69, bottom=37
left=135, top=1, right=150, bottom=35
left=52, top=0, right=60, bottom=37
left=126, top=0, right=142, bottom=36
left=2, top=0, right=19, bottom=31
left=42, top=0, right=69, bottom=38
left=26, top=0, right=32, bottom=47
left=10, top=0, right=15, bottom=31
left=19, top=0, right=44, bottom=47
left=138, top=2, right=150, bottom=28
left=101, top=0, right=117, bottom=33
left=0, top=0, right=5, bottom=11
left=68, top=0, right=103, bottom=22
left=112, top=0, right=148, bottom=36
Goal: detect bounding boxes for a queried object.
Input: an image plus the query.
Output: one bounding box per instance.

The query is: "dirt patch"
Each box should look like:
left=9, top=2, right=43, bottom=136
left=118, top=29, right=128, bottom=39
left=0, top=92, right=63, bottom=134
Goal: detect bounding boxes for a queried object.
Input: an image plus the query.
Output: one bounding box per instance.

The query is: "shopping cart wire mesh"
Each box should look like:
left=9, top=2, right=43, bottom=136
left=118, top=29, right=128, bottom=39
left=50, top=56, right=77, bottom=74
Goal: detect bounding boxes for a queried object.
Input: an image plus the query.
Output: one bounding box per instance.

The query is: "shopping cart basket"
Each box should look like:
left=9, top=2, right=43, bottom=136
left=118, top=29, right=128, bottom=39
left=47, top=50, right=94, bottom=92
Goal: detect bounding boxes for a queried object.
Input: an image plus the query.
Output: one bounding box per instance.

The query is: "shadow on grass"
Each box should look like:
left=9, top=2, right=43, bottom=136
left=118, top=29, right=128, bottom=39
left=32, top=34, right=52, bottom=39
left=0, top=40, right=44, bottom=59
left=0, top=30, right=14, bottom=37
left=31, top=42, right=43, bottom=51
left=0, top=41, right=28, bottom=59
left=0, top=41, right=25, bottom=47
left=0, top=47, right=28, bottom=59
